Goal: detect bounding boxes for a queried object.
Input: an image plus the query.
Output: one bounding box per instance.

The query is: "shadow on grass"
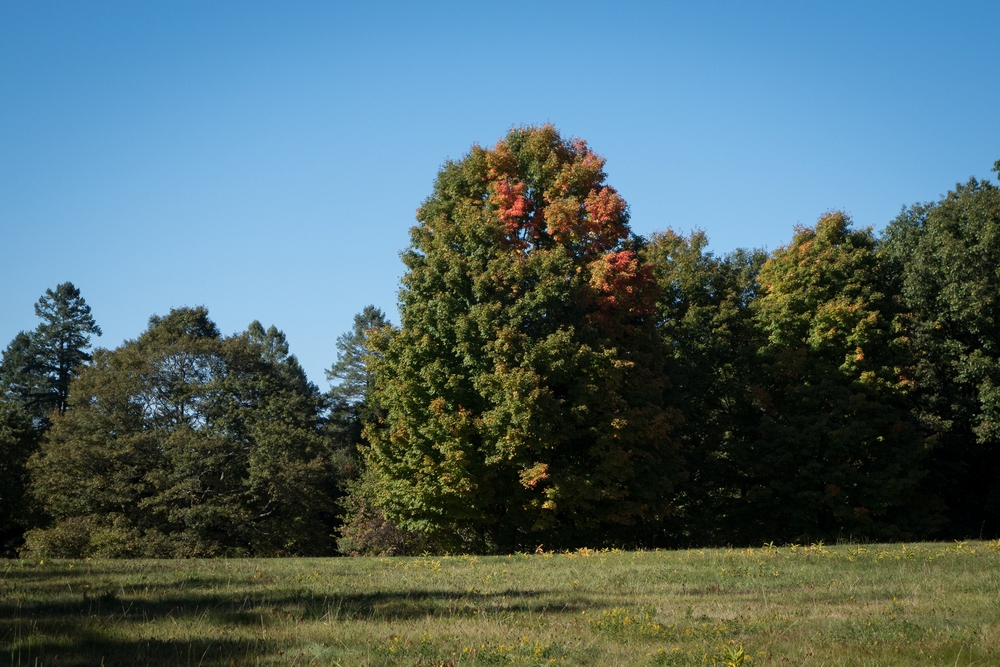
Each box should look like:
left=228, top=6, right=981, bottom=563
left=1, top=586, right=593, bottom=666
left=4, top=636, right=281, bottom=667
left=1, top=585, right=573, bottom=622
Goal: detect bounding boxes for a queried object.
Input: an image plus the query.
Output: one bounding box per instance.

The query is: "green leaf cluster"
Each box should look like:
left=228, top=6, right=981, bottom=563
left=23, top=307, right=335, bottom=557
left=882, top=167, right=1000, bottom=537
left=730, top=213, right=936, bottom=542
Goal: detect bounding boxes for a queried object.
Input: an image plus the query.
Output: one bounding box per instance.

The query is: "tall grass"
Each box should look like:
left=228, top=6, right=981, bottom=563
left=2, top=541, right=999, bottom=666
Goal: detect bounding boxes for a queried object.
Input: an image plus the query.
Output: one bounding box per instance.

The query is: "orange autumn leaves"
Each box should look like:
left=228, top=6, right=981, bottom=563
left=483, top=126, right=655, bottom=322
left=588, top=250, right=657, bottom=323
left=491, top=179, right=532, bottom=235
left=486, top=133, right=628, bottom=254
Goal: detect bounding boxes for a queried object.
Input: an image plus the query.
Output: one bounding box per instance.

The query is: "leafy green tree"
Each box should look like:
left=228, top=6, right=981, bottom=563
left=641, top=230, right=767, bottom=544
left=0, top=400, right=39, bottom=555
left=881, top=162, right=1000, bottom=537
left=737, top=212, right=938, bottom=543
left=364, top=125, right=682, bottom=552
left=24, top=307, right=334, bottom=557
left=0, top=283, right=102, bottom=421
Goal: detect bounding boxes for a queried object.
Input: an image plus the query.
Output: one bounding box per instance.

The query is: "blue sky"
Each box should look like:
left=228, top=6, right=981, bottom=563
left=2, top=1, right=998, bottom=386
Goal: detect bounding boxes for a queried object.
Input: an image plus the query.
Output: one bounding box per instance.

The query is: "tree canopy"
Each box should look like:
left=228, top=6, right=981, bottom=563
left=882, top=165, right=1000, bottom=537
left=4, top=135, right=999, bottom=557
left=737, top=213, right=935, bottom=542
left=363, top=125, right=682, bottom=551
left=0, top=400, right=39, bottom=555
left=641, top=230, right=767, bottom=544
left=24, top=307, right=335, bottom=557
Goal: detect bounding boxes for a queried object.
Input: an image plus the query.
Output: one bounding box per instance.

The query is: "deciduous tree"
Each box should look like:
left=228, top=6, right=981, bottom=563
left=0, top=400, right=39, bottom=555
left=642, top=230, right=766, bottom=544
left=882, top=163, right=1000, bottom=537
left=740, top=212, right=937, bottom=542
left=364, top=125, right=682, bottom=551
left=24, top=307, right=334, bottom=557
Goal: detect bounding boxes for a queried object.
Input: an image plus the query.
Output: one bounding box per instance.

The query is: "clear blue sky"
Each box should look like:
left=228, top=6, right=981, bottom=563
left=2, top=1, right=998, bottom=386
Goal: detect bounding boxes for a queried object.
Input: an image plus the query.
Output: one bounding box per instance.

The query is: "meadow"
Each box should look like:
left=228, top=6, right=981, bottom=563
left=3, top=542, right=999, bottom=666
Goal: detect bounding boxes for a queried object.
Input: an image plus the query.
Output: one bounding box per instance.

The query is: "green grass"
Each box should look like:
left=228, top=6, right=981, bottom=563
left=3, top=541, right=1000, bottom=666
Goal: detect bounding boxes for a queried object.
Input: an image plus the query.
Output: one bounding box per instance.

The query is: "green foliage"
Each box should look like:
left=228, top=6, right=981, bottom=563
left=739, top=212, right=937, bottom=542
left=325, top=305, right=390, bottom=464
left=24, top=307, right=335, bottom=557
left=0, top=283, right=101, bottom=553
left=32, top=282, right=103, bottom=416
left=365, top=125, right=682, bottom=551
left=642, top=230, right=766, bottom=544
left=323, top=306, right=418, bottom=555
left=882, top=167, right=1000, bottom=537
left=327, top=305, right=390, bottom=408
left=336, top=468, right=427, bottom=556
left=0, top=400, right=39, bottom=555
left=0, top=282, right=102, bottom=422
left=0, top=333, right=41, bottom=412
left=4, top=148, right=995, bottom=555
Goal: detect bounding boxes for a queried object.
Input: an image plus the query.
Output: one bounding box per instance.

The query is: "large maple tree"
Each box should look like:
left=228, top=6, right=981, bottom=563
left=364, top=125, right=682, bottom=551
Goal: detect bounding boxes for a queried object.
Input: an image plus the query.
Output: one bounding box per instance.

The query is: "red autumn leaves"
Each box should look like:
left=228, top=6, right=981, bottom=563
left=492, top=179, right=532, bottom=235
left=484, top=127, right=656, bottom=323
left=486, top=135, right=629, bottom=255
left=588, top=249, right=657, bottom=323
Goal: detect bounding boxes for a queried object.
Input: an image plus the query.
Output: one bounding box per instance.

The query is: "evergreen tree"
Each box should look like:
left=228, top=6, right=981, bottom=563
left=0, top=283, right=100, bottom=552
left=325, top=305, right=391, bottom=452
left=0, top=282, right=101, bottom=422
left=327, top=305, right=390, bottom=408
left=33, top=283, right=102, bottom=415
left=0, top=333, right=42, bottom=414
left=322, top=306, right=405, bottom=555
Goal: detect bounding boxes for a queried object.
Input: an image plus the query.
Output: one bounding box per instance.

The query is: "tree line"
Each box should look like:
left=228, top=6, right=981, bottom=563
left=2, top=125, right=999, bottom=557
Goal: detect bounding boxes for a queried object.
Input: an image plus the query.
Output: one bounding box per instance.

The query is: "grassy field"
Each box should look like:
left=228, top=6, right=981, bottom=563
left=3, top=542, right=1000, bottom=666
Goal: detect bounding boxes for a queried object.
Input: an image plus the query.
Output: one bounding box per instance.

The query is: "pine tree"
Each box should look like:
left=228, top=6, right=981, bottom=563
left=327, top=305, right=390, bottom=407
left=0, top=282, right=101, bottom=422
